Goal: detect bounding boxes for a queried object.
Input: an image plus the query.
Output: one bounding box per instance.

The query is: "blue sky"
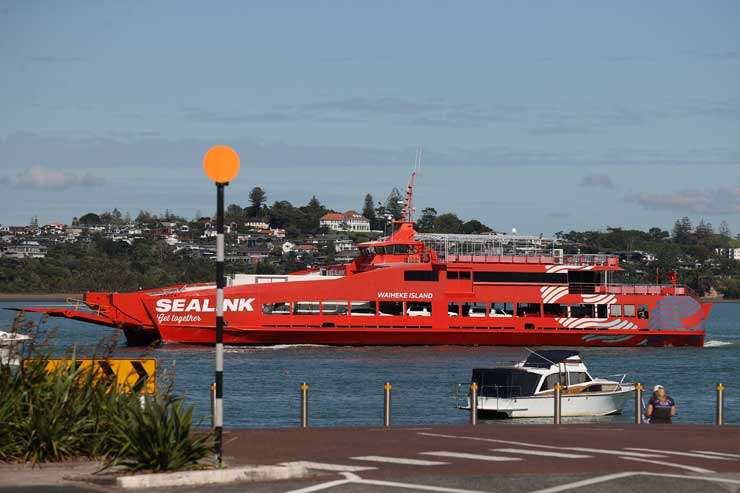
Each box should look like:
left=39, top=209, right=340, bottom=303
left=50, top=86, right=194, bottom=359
left=1, top=1, right=739, bottom=235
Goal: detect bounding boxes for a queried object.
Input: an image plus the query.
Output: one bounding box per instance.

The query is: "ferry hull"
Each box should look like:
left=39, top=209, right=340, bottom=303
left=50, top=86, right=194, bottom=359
left=156, top=325, right=704, bottom=347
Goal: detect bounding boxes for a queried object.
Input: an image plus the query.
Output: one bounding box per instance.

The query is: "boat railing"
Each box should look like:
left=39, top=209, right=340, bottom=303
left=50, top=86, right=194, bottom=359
left=439, top=253, right=618, bottom=266
left=65, top=297, right=105, bottom=316
left=455, top=383, right=526, bottom=409
left=568, top=283, right=691, bottom=296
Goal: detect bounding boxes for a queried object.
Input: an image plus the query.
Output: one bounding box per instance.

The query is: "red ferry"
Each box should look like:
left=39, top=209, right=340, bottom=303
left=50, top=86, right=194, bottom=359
left=26, top=173, right=710, bottom=347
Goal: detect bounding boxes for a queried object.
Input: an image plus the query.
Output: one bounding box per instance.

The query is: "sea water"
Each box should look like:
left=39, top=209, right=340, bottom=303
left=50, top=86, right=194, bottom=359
left=2, top=301, right=738, bottom=427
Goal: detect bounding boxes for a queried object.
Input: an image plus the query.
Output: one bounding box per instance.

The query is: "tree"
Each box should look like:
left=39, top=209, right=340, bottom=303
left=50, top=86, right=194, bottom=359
left=386, top=188, right=403, bottom=220
left=135, top=210, right=154, bottom=224
left=462, top=219, right=492, bottom=234
left=248, top=187, right=267, bottom=217
left=672, top=217, right=692, bottom=243
left=362, top=194, right=377, bottom=229
left=78, top=213, right=101, bottom=225
left=432, top=213, right=464, bottom=233
left=416, top=207, right=437, bottom=232
left=695, top=219, right=714, bottom=239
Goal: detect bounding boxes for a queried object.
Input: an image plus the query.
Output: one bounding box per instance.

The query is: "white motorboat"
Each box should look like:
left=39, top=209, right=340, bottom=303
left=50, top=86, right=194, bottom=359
left=458, top=350, right=635, bottom=418
left=0, top=330, right=30, bottom=366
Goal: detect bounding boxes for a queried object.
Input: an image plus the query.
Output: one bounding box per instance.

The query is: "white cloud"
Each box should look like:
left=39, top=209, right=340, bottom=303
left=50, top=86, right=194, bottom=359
left=628, top=187, right=740, bottom=215
left=15, top=166, right=104, bottom=189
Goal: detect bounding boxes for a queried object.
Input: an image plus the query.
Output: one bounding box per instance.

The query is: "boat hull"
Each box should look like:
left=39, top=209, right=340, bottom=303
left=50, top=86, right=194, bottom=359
left=475, top=388, right=634, bottom=418
left=156, top=325, right=704, bottom=347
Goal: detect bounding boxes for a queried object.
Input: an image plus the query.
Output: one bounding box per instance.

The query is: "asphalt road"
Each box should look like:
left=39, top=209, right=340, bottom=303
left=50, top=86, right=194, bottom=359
left=3, top=424, right=740, bottom=493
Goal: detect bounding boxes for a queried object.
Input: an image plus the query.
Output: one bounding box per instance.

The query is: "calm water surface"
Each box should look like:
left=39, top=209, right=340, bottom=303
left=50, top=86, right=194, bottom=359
left=2, top=301, right=738, bottom=427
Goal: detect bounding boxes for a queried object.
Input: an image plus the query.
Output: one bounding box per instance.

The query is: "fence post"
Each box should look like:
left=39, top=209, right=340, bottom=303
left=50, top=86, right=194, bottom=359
left=300, top=382, right=309, bottom=428
left=553, top=383, right=562, bottom=424
left=383, top=382, right=392, bottom=427
left=634, top=383, right=644, bottom=424
left=470, top=382, right=478, bottom=425
left=716, top=383, right=725, bottom=426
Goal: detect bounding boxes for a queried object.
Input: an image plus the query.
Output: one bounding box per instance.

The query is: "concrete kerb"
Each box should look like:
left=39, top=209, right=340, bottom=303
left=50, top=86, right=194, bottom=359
left=116, top=464, right=312, bottom=489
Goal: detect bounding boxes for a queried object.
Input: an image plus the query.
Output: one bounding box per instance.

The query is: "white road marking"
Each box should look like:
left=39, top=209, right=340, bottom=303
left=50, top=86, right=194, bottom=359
left=279, top=478, right=352, bottom=493
left=692, top=450, right=740, bottom=458
left=618, top=456, right=714, bottom=474
left=624, top=447, right=735, bottom=460
left=492, top=448, right=592, bottom=459
left=417, top=432, right=665, bottom=458
left=352, top=455, right=448, bottom=466
left=279, top=461, right=376, bottom=472
left=528, top=472, right=636, bottom=493
left=530, top=471, right=740, bottom=493
left=421, top=451, right=521, bottom=462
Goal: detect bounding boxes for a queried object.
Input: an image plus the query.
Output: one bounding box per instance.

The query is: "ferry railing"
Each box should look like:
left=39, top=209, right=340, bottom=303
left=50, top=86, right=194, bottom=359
left=439, top=253, right=618, bottom=266
left=569, top=283, right=691, bottom=296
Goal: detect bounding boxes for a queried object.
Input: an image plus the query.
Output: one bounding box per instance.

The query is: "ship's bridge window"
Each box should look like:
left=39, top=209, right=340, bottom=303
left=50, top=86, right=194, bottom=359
left=407, top=302, right=432, bottom=317
left=516, top=303, right=541, bottom=317
left=637, top=304, right=649, bottom=319
left=404, top=270, right=439, bottom=282
left=351, top=301, right=376, bottom=316
left=379, top=301, right=403, bottom=316
left=359, top=247, right=374, bottom=257
left=539, top=373, right=564, bottom=392
left=570, top=304, right=595, bottom=318
left=543, top=303, right=568, bottom=317
left=596, top=304, right=608, bottom=318
left=392, top=244, right=411, bottom=255
left=322, top=301, right=348, bottom=315
left=447, top=271, right=471, bottom=280
left=262, top=302, right=291, bottom=315
left=375, top=246, right=387, bottom=255
left=490, top=302, right=514, bottom=317
left=610, top=304, right=622, bottom=317
left=624, top=304, right=636, bottom=317
left=462, top=302, right=487, bottom=317
left=294, top=302, right=320, bottom=315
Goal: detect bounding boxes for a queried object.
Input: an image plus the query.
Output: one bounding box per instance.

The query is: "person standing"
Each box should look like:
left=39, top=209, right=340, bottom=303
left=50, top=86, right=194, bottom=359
left=645, top=384, right=676, bottom=424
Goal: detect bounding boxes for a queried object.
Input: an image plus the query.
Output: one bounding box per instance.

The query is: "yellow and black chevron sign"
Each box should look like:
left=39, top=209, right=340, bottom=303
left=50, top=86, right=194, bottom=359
left=33, top=358, right=157, bottom=395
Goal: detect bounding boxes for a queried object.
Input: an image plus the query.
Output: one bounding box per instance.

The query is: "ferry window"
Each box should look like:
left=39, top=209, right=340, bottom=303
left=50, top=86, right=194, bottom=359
left=294, top=302, right=320, bottom=315
left=404, top=270, right=439, bottom=282
left=459, top=271, right=471, bottom=279
left=322, top=301, right=348, bottom=315
left=624, top=304, right=636, bottom=317
left=516, top=303, right=541, bottom=317
left=543, top=304, right=567, bottom=317
left=473, top=272, right=567, bottom=284
left=448, top=302, right=460, bottom=317
left=570, top=304, right=595, bottom=318
left=379, top=301, right=403, bottom=316
left=448, top=271, right=459, bottom=280
left=351, top=301, right=376, bottom=316
left=637, top=304, right=649, bottom=319
left=462, top=302, right=487, bottom=317
left=407, top=302, right=432, bottom=317
left=262, top=302, right=290, bottom=315
left=393, top=244, right=411, bottom=254
left=610, top=304, right=622, bottom=317
left=375, top=246, right=386, bottom=255
left=490, top=302, right=514, bottom=317
left=596, top=304, right=608, bottom=318
left=568, top=372, right=591, bottom=385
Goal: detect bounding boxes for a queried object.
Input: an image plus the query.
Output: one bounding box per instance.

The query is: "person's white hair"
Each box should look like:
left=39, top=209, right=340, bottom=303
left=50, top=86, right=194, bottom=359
left=653, top=384, right=664, bottom=392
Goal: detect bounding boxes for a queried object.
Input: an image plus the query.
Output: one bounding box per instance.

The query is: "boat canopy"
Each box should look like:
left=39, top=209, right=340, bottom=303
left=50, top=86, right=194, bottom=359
left=471, top=368, right=541, bottom=398
left=523, top=350, right=580, bottom=368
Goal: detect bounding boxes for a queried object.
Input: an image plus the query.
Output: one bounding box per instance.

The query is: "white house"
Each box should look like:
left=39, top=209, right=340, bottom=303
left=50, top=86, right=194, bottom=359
left=319, top=211, right=370, bottom=232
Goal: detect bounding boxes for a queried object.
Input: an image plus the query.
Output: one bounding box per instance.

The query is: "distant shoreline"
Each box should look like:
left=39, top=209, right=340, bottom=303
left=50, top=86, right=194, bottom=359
left=0, top=293, right=82, bottom=302
left=0, top=292, right=737, bottom=303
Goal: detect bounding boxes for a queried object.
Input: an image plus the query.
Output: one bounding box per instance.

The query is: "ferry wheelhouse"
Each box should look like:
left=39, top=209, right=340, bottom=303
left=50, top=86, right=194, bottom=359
left=24, top=173, right=710, bottom=347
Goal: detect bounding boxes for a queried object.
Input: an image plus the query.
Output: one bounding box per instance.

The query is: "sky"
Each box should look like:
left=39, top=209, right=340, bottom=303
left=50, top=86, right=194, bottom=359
left=1, top=1, right=739, bottom=235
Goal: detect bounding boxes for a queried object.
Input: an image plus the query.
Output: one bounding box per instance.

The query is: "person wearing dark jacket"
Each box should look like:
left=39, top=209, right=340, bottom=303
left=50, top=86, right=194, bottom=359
left=645, top=385, right=676, bottom=424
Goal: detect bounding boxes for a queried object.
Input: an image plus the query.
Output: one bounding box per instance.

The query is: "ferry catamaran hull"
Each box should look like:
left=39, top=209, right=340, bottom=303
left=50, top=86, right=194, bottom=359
left=20, top=172, right=710, bottom=347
